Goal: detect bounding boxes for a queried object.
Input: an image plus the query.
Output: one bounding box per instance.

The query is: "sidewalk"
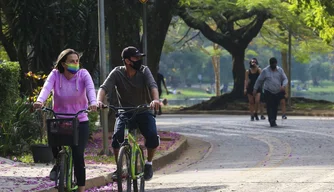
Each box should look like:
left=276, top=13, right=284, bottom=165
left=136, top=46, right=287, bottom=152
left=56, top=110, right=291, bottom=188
left=165, top=109, right=334, bottom=117
left=0, top=134, right=187, bottom=192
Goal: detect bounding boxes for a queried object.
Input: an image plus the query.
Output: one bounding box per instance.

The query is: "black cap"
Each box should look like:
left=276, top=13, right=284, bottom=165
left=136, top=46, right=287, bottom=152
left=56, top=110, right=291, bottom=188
left=121, top=46, right=145, bottom=59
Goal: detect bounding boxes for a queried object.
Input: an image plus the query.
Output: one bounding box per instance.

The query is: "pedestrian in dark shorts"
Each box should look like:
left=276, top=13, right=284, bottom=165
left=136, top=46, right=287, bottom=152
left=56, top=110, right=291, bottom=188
left=254, top=57, right=288, bottom=127
left=157, top=67, right=169, bottom=115
left=280, top=90, right=287, bottom=119
left=259, top=89, right=266, bottom=120
left=244, top=58, right=263, bottom=121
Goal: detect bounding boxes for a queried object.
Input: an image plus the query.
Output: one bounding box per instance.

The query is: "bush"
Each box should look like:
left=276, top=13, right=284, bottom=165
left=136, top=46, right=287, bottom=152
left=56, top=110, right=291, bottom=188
left=0, top=97, right=42, bottom=156
left=88, top=111, right=99, bottom=139
left=0, top=61, right=20, bottom=125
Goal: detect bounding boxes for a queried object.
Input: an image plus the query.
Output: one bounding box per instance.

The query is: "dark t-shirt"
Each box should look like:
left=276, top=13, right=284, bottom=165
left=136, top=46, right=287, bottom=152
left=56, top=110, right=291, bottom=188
left=100, top=66, right=158, bottom=107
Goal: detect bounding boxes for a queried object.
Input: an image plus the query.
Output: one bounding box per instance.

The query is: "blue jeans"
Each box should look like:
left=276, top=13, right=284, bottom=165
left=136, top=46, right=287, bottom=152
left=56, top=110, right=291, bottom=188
left=112, top=111, right=159, bottom=149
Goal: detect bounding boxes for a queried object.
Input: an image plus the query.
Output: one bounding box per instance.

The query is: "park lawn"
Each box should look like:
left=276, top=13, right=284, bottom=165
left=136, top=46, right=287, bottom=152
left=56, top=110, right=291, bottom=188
left=161, top=87, right=215, bottom=100
left=293, top=102, right=334, bottom=110
left=293, top=80, right=334, bottom=93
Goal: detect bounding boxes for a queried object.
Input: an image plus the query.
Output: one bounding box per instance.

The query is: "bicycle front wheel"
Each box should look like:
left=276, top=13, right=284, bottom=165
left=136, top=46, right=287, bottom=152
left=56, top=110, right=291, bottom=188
left=133, top=147, right=145, bottom=192
left=117, top=145, right=132, bottom=192
left=58, top=154, right=66, bottom=192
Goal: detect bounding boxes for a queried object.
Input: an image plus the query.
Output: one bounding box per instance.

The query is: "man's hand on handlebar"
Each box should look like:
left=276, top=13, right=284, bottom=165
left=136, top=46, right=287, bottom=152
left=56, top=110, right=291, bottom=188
left=150, top=100, right=160, bottom=111
left=97, top=101, right=105, bottom=109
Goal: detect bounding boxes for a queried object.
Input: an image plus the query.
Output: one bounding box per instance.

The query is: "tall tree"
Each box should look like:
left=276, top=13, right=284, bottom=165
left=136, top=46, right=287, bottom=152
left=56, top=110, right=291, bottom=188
left=105, top=0, right=179, bottom=79
left=104, top=0, right=179, bottom=132
left=177, top=0, right=272, bottom=98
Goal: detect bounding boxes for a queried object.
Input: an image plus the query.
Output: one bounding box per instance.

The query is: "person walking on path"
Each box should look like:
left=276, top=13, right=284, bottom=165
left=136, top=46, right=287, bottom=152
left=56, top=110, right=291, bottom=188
left=157, top=68, right=169, bottom=115
left=244, top=58, right=262, bottom=121
left=254, top=57, right=288, bottom=127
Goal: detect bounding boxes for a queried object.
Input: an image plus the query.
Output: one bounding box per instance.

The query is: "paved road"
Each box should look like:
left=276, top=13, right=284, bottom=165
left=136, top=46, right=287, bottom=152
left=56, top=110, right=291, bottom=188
left=145, top=114, right=334, bottom=192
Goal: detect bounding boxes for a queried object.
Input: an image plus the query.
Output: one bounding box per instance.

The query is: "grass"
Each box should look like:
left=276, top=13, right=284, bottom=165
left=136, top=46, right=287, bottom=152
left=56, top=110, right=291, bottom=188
left=19, top=153, right=34, bottom=163
left=85, top=155, right=115, bottom=164
left=293, top=80, right=334, bottom=93
left=162, top=87, right=215, bottom=100
left=293, top=103, right=334, bottom=110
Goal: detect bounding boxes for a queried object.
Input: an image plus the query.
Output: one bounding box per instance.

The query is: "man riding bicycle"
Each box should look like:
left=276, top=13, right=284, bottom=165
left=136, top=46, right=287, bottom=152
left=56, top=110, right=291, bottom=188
left=97, top=46, right=160, bottom=181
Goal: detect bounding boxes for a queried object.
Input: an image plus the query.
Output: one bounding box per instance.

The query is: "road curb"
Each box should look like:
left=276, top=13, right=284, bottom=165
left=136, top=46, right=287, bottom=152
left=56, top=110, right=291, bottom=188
left=164, top=110, right=334, bottom=117
left=38, top=135, right=188, bottom=192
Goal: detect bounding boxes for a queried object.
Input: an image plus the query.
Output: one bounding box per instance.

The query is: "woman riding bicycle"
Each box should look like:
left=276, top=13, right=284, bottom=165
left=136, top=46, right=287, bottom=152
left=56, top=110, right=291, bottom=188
left=33, top=49, right=97, bottom=192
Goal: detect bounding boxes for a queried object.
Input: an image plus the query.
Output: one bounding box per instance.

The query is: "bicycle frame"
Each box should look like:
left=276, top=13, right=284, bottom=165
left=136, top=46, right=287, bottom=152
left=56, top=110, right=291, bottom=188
left=62, top=146, right=77, bottom=191
left=122, top=126, right=145, bottom=180
left=42, top=107, right=87, bottom=191
left=107, top=105, right=149, bottom=181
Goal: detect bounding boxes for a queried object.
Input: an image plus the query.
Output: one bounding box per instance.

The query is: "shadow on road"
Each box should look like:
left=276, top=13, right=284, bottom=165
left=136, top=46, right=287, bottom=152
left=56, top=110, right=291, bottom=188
left=145, top=184, right=226, bottom=192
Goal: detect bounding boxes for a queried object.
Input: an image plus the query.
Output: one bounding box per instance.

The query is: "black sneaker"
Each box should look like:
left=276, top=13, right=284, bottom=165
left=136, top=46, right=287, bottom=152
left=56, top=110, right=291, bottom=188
left=251, top=115, right=254, bottom=121
left=254, top=113, right=259, bottom=121
left=49, top=165, right=58, bottom=181
left=111, top=169, right=129, bottom=180
left=270, top=121, right=278, bottom=127
left=261, top=115, right=266, bottom=120
left=144, top=164, right=153, bottom=181
left=111, top=170, right=118, bottom=180
left=282, top=114, right=287, bottom=119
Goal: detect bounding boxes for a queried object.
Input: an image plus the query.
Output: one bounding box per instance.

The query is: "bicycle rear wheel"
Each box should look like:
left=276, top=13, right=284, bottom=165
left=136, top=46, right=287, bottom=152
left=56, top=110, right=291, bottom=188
left=133, top=147, right=145, bottom=192
left=58, top=154, right=66, bottom=192
left=117, top=145, right=132, bottom=192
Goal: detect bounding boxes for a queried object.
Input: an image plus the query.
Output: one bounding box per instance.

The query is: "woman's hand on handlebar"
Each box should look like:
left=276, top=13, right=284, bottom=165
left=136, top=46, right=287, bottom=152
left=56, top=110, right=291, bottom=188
left=89, top=104, right=97, bottom=112
left=150, top=99, right=160, bottom=111
left=33, top=101, right=43, bottom=109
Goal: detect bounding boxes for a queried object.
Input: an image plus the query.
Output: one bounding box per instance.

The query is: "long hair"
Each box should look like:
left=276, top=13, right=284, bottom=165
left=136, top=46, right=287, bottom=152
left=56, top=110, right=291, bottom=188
left=54, top=49, right=80, bottom=73
left=249, top=58, right=258, bottom=65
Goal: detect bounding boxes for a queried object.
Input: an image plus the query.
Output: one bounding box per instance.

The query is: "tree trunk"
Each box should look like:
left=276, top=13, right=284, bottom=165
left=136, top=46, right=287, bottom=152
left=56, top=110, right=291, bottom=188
left=106, top=1, right=141, bottom=70
left=281, top=50, right=289, bottom=98
left=212, top=44, right=220, bottom=96
left=146, top=0, right=179, bottom=80
left=230, top=50, right=246, bottom=98
left=105, top=1, right=141, bottom=133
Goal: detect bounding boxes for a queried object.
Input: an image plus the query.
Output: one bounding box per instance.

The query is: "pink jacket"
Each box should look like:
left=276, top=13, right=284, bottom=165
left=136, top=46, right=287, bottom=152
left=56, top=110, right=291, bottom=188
left=37, top=69, right=97, bottom=122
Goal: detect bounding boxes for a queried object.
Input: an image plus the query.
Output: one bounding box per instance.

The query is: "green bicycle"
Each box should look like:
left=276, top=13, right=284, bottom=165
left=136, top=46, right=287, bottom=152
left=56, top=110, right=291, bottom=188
left=42, top=107, right=89, bottom=192
left=106, top=104, right=150, bottom=192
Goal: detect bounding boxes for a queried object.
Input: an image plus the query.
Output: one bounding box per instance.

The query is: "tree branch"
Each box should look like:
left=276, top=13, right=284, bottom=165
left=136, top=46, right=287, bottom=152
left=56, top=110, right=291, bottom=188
left=228, top=9, right=257, bottom=22
left=212, top=15, right=232, bottom=34
left=241, top=11, right=272, bottom=47
left=174, top=27, right=191, bottom=44
left=181, top=31, right=200, bottom=47
left=177, top=6, right=234, bottom=52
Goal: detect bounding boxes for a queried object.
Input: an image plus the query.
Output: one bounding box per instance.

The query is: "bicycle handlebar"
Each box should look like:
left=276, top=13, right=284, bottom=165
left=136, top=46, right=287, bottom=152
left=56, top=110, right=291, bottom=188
left=102, top=104, right=151, bottom=121
left=40, top=107, right=89, bottom=118
left=102, top=104, right=150, bottom=112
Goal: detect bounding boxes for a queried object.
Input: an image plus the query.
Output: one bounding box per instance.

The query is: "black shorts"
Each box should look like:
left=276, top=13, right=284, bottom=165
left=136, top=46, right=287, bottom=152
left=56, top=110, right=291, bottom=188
left=279, top=91, right=286, bottom=100
left=247, top=88, right=261, bottom=95
left=260, top=91, right=265, bottom=102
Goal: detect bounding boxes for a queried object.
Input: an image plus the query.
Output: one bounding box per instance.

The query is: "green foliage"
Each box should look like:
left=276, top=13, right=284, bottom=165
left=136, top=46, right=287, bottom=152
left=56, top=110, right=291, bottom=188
left=288, top=0, right=334, bottom=43
left=0, top=46, right=9, bottom=61
left=88, top=111, right=99, bottom=138
left=19, top=153, right=34, bottom=163
left=0, top=61, right=20, bottom=125
left=2, top=0, right=99, bottom=80
left=0, top=98, right=42, bottom=156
